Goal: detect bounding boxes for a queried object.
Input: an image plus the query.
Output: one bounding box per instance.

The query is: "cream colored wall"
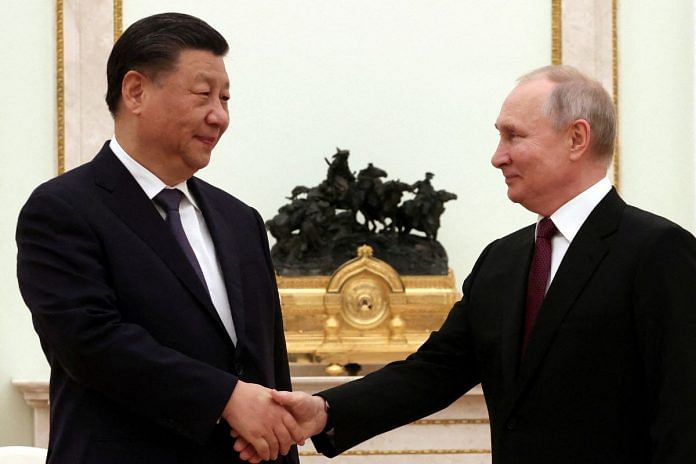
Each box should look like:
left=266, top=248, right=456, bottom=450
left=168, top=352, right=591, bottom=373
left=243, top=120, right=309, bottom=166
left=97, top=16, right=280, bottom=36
left=0, top=1, right=54, bottom=445
left=619, top=1, right=695, bottom=230
left=124, top=0, right=550, bottom=283
left=1, top=0, right=694, bottom=447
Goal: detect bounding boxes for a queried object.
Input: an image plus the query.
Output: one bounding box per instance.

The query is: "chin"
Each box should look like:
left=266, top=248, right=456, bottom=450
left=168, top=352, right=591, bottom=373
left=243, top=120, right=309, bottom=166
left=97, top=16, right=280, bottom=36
left=506, top=189, right=522, bottom=204
left=187, top=153, right=212, bottom=171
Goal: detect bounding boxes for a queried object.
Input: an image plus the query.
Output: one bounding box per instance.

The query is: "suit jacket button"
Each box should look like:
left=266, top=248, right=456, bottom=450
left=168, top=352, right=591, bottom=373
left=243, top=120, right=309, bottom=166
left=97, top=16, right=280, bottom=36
left=234, top=361, right=244, bottom=375
left=506, top=418, right=517, bottom=430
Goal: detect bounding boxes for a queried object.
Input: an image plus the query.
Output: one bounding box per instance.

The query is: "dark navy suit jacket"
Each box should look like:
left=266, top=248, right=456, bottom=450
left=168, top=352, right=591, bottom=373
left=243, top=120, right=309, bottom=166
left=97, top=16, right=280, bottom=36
left=17, top=143, right=298, bottom=464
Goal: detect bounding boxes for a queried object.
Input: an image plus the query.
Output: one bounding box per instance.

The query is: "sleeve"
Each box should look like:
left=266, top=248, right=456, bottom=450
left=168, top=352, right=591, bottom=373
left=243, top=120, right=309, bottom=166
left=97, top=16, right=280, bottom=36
left=253, top=208, right=300, bottom=464
left=16, top=190, right=238, bottom=444
left=633, top=225, right=696, bottom=463
left=311, top=241, right=497, bottom=456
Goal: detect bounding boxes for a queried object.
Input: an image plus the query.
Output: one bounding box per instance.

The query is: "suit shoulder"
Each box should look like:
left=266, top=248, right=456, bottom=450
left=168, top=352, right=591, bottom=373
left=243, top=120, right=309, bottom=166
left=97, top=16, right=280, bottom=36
left=465, top=223, right=535, bottom=268
left=615, top=204, right=696, bottom=257
left=624, top=204, right=680, bottom=227
left=489, top=223, right=536, bottom=248
left=25, top=160, right=95, bottom=202
left=190, top=177, right=259, bottom=215
left=623, top=204, right=693, bottom=238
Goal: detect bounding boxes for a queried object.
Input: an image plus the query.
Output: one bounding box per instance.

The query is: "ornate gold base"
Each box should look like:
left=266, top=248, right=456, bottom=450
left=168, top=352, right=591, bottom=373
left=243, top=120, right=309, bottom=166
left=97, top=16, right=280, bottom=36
left=279, top=245, right=460, bottom=367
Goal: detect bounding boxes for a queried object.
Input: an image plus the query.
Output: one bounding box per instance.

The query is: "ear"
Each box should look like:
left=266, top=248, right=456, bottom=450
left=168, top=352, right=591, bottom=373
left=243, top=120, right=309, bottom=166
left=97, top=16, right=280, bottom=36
left=120, top=70, right=148, bottom=115
left=568, top=119, right=591, bottom=161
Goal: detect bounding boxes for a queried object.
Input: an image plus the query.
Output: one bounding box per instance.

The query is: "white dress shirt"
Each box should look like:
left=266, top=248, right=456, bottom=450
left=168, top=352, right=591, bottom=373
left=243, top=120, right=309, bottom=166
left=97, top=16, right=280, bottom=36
left=109, top=138, right=237, bottom=345
left=539, top=177, right=613, bottom=292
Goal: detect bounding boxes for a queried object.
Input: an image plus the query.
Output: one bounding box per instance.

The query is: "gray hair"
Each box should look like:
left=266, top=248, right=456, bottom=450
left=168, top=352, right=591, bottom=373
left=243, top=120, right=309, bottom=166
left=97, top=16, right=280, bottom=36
left=519, top=65, right=616, bottom=161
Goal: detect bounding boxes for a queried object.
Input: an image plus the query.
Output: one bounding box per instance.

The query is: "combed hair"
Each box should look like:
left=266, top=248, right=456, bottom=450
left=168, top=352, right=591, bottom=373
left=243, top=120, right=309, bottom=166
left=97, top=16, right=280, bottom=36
left=519, top=65, right=616, bottom=161
left=106, top=12, right=229, bottom=116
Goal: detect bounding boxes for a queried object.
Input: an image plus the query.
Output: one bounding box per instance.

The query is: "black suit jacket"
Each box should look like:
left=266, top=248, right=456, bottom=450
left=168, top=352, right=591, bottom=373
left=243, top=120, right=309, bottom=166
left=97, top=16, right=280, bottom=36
left=16, top=143, right=298, bottom=464
left=313, top=189, right=696, bottom=463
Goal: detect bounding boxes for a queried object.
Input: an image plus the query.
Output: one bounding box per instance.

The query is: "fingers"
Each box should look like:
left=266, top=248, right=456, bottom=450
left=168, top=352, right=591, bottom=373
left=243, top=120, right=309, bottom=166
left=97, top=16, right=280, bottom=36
left=268, top=434, right=280, bottom=462
left=266, top=401, right=303, bottom=459
left=234, top=435, right=267, bottom=463
left=282, top=409, right=306, bottom=445
left=273, top=419, right=293, bottom=456
left=232, top=434, right=249, bottom=453
left=248, top=437, right=271, bottom=462
left=241, top=447, right=263, bottom=464
left=279, top=403, right=302, bottom=441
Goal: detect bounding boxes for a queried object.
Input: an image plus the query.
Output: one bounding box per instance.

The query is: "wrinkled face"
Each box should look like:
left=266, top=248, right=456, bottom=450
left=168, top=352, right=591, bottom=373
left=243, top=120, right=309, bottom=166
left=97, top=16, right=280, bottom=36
left=491, top=78, right=574, bottom=215
left=138, top=49, right=230, bottom=179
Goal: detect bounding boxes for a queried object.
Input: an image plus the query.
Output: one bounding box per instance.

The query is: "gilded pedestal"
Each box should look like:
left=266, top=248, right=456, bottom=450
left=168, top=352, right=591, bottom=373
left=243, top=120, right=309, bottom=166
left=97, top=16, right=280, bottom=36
left=279, top=245, right=460, bottom=366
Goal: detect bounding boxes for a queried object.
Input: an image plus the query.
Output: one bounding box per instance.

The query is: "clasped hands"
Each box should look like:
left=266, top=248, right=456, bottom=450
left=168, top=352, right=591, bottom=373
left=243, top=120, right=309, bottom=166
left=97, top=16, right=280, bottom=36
left=222, top=380, right=327, bottom=463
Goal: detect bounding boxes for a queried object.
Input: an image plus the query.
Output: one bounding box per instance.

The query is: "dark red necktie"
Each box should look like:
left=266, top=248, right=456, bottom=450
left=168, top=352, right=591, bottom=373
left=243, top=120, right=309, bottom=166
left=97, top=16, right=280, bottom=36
left=522, top=217, right=557, bottom=355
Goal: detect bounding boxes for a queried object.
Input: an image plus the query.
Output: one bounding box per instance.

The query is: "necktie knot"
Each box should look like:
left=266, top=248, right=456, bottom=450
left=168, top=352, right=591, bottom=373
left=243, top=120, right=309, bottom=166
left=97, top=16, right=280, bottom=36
left=537, top=217, right=557, bottom=240
left=154, top=189, right=183, bottom=212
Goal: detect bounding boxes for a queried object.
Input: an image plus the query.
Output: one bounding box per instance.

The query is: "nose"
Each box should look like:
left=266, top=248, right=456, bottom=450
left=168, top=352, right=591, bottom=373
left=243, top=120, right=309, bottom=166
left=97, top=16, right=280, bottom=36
left=206, top=100, right=229, bottom=130
left=491, top=139, right=509, bottom=168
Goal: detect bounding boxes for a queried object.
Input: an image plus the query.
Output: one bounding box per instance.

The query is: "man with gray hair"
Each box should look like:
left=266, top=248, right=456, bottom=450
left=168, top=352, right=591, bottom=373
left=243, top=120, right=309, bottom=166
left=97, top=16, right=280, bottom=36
left=238, top=65, right=696, bottom=463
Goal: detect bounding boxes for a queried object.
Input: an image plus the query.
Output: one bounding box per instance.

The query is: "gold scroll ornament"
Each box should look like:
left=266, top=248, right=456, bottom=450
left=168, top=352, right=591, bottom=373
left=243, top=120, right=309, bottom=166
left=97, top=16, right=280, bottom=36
left=278, top=245, right=460, bottom=366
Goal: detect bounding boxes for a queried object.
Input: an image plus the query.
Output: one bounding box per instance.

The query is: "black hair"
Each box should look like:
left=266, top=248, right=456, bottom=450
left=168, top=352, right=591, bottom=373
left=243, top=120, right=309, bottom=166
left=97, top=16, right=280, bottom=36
left=105, top=12, right=229, bottom=116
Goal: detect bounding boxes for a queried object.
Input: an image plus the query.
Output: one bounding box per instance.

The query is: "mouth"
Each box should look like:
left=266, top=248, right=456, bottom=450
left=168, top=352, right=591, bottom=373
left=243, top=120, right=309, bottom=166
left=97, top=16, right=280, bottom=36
left=195, top=136, right=217, bottom=148
left=503, top=174, right=519, bottom=184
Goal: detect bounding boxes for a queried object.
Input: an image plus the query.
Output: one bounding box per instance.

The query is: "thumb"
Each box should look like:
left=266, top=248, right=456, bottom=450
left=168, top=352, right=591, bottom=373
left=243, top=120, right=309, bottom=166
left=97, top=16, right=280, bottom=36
left=270, top=389, right=294, bottom=407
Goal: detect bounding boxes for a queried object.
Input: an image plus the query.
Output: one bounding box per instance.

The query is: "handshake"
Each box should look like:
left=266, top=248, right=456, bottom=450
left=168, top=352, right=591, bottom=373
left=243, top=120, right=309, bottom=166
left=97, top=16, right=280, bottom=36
left=222, top=380, right=328, bottom=463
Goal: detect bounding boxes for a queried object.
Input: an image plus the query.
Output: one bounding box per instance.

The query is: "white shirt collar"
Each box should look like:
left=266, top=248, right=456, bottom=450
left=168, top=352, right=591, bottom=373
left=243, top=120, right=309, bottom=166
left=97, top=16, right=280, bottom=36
left=539, top=177, right=613, bottom=243
left=109, top=137, right=200, bottom=210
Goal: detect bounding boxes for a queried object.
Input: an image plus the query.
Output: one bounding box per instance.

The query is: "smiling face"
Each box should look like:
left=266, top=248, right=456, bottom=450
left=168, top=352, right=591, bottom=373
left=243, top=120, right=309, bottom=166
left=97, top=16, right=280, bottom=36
left=491, top=78, right=578, bottom=216
left=135, top=49, right=230, bottom=183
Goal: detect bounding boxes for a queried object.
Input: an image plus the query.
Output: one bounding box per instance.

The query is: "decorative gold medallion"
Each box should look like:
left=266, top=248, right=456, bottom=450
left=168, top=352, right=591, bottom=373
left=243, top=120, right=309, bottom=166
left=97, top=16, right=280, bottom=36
left=341, top=276, right=389, bottom=329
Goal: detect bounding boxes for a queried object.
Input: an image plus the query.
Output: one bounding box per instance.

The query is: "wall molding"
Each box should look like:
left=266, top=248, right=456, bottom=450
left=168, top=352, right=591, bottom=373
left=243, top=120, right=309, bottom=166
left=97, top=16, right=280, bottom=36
left=13, top=377, right=491, bottom=459
left=12, top=380, right=50, bottom=448
left=558, top=0, right=620, bottom=190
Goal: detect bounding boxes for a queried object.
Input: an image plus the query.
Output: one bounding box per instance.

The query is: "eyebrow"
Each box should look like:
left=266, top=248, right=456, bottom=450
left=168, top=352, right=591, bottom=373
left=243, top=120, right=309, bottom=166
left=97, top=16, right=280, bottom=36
left=193, top=72, right=230, bottom=89
left=495, top=122, right=515, bottom=132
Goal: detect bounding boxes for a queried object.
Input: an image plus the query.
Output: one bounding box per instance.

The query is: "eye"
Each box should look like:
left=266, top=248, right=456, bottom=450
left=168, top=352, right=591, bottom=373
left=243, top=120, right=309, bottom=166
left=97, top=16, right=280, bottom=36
left=220, top=94, right=230, bottom=102
left=504, top=130, right=522, bottom=141
left=193, top=88, right=211, bottom=97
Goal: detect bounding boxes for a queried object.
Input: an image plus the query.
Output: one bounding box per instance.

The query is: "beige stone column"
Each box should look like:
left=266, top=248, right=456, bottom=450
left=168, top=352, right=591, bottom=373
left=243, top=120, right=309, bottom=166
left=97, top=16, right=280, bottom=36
left=556, top=0, right=620, bottom=187
left=59, top=0, right=121, bottom=172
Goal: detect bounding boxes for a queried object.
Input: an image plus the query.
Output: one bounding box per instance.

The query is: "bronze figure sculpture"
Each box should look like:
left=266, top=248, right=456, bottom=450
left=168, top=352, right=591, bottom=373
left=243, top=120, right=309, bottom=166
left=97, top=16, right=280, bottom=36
left=266, top=148, right=457, bottom=275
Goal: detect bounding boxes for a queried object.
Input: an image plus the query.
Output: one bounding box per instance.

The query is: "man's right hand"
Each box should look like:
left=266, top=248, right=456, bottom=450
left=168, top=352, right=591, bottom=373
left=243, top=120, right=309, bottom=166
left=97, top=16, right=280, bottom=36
left=222, top=380, right=304, bottom=462
left=270, top=390, right=328, bottom=437
left=234, top=390, right=328, bottom=462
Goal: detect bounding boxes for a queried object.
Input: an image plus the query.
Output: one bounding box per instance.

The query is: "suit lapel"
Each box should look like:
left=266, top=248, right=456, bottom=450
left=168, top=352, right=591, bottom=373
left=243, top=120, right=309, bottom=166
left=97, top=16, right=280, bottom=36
left=500, top=189, right=625, bottom=421
left=499, top=227, right=535, bottom=387
left=188, top=178, right=247, bottom=352
left=91, top=145, right=230, bottom=342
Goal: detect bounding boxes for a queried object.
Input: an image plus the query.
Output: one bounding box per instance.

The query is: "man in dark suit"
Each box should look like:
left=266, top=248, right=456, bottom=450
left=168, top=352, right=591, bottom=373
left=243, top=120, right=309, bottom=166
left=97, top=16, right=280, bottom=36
left=237, top=65, right=696, bottom=463
left=16, top=13, right=301, bottom=464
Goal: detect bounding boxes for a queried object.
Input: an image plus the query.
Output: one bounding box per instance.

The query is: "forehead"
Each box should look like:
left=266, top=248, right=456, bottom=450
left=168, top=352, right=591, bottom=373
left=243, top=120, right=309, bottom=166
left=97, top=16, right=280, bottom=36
left=496, top=78, right=554, bottom=129
left=170, top=49, right=229, bottom=86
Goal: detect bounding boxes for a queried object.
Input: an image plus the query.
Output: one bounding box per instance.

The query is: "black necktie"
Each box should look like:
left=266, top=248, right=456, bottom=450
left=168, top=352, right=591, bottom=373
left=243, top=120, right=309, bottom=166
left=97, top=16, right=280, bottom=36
left=154, top=189, right=208, bottom=289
